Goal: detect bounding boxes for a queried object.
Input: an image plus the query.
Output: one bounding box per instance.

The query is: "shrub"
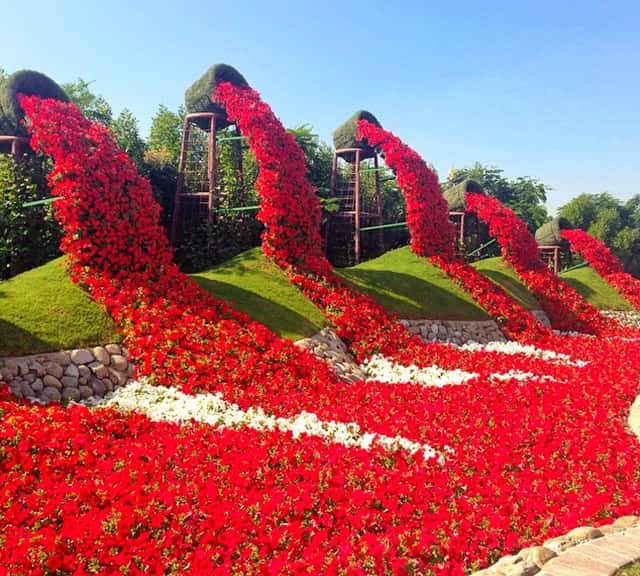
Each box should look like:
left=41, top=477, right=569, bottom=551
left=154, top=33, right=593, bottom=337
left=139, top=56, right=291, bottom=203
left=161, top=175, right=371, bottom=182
left=0, top=154, right=62, bottom=279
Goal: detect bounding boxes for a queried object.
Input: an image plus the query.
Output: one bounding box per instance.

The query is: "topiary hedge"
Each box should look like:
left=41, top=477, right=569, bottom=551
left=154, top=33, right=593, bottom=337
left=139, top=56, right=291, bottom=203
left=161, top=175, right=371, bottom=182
left=185, top=64, right=249, bottom=116
left=443, top=178, right=484, bottom=211
left=332, top=110, right=381, bottom=159
left=535, top=216, right=574, bottom=247
left=0, top=70, right=68, bottom=136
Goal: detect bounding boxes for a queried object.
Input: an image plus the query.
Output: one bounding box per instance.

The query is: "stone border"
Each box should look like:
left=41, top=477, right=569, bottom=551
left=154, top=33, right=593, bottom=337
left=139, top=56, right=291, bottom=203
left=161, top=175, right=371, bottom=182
left=400, top=318, right=506, bottom=345
left=0, top=344, right=133, bottom=403
left=472, top=517, right=640, bottom=576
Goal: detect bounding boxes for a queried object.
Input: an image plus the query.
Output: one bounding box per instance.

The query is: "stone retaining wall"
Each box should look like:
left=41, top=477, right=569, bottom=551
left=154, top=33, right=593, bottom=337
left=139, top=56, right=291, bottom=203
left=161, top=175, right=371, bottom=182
left=0, top=344, right=133, bottom=404
left=400, top=318, right=506, bottom=345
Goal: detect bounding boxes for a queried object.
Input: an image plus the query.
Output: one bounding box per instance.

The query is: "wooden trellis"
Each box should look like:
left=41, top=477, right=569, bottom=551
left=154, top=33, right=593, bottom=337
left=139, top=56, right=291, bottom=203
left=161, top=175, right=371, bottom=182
left=170, top=112, right=246, bottom=243
left=327, top=147, right=384, bottom=265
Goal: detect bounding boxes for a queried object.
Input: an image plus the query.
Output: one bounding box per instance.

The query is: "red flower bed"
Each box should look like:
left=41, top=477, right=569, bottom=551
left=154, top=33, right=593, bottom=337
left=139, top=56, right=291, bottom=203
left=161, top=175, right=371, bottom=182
left=465, top=192, right=616, bottom=335
left=561, top=228, right=640, bottom=310
left=10, top=91, right=640, bottom=575
left=3, top=333, right=640, bottom=574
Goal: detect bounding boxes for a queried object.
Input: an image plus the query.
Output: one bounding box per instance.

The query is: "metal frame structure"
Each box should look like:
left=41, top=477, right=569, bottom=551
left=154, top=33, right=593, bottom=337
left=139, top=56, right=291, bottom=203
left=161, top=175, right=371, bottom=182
left=328, top=147, right=384, bottom=265
left=449, top=211, right=481, bottom=257
left=170, top=112, right=245, bottom=244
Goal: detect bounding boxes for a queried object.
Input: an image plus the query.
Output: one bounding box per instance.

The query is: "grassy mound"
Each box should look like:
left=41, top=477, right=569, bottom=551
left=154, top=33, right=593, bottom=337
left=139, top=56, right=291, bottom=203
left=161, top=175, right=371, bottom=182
left=191, top=248, right=327, bottom=341
left=472, top=257, right=540, bottom=310
left=3, top=248, right=634, bottom=357
left=0, top=258, right=120, bottom=356
left=337, top=246, right=490, bottom=320
left=560, top=265, right=632, bottom=310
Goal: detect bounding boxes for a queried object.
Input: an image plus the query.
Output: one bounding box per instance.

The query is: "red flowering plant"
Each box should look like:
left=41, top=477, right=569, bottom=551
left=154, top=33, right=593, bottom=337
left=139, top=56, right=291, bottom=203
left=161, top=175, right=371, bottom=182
left=561, top=228, right=640, bottom=310
left=356, top=119, right=551, bottom=342
left=9, top=91, right=640, bottom=575
left=464, top=192, right=620, bottom=335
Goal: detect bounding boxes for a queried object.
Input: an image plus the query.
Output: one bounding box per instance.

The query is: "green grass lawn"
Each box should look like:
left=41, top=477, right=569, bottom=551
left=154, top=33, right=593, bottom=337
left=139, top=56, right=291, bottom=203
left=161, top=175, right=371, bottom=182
left=2, top=247, right=636, bottom=357
left=560, top=265, right=632, bottom=310
left=471, top=257, right=540, bottom=310
left=336, top=246, right=490, bottom=320
left=191, top=248, right=327, bottom=341
left=0, top=258, right=121, bottom=356
left=615, top=561, right=640, bottom=575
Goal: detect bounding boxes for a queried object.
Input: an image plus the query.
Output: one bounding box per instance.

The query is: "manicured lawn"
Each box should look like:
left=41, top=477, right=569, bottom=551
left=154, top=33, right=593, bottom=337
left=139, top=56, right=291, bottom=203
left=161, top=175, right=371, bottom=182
left=191, top=248, right=327, bottom=341
left=336, top=246, right=490, bottom=320
left=560, top=265, right=633, bottom=310
left=616, top=561, right=640, bottom=575
left=471, top=257, right=540, bottom=310
left=0, top=258, right=120, bottom=356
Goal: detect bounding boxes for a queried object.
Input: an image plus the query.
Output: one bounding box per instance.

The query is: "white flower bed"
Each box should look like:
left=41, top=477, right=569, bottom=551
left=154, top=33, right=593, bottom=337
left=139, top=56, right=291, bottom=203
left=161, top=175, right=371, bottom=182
left=362, top=355, right=557, bottom=387
left=94, top=380, right=442, bottom=462
left=362, top=355, right=477, bottom=387
left=459, top=341, right=587, bottom=366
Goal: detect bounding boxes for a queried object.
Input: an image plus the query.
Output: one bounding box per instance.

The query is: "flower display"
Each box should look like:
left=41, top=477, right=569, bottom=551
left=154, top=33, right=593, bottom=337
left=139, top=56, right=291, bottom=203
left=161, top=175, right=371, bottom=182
left=561, top=228, right=640, bottom=310
left=465, top=192, right=617, bottom=335
left=8, top=91, right=640, bottom=574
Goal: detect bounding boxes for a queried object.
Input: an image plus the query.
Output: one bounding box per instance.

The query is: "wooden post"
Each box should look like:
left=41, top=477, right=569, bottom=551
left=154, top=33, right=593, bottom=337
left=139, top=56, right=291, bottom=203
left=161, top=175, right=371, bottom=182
left=354, top=149, right=361, bottom=264
left=374, top=154, right=384, bottom=253
left=459, top=213, right=465, bottom=247
left=170, top=118, right=192, bottom=243
left=554, top=246, right=559, bottom=274
left=11, top=137, right=20, bottom=159
left=207, top=114, right=217, bottom=224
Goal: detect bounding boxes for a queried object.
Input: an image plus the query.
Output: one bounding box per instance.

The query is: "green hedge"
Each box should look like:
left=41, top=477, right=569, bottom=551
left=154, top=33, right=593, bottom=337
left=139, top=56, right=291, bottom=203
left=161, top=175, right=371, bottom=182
left=0, top=70, right=68, bottom=136
left=185, top=64, right=249, bottom=116
left=535, top=216, right=573, bottom=247
left=443, top=178, right=484, bottom=211
left=332, top=110, right=381, bottom=155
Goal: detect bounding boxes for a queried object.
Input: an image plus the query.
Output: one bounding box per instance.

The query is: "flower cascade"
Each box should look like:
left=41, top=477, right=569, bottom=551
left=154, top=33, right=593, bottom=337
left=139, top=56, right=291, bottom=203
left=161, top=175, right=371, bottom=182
left=561, top=228, right=640, bottom=310
left=465, top=192, right=615, bottom=335
left=357, top=119, right=550, bottom=342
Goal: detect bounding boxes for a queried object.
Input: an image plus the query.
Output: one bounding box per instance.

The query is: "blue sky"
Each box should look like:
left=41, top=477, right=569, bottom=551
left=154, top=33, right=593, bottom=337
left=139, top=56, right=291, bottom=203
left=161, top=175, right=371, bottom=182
left=3, top=0, right=639, bottom=214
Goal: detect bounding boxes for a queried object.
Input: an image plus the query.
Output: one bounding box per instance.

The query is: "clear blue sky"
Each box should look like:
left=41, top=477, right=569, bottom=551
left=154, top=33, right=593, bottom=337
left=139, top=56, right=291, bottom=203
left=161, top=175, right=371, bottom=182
left=4, top=0, right=639, bottom=214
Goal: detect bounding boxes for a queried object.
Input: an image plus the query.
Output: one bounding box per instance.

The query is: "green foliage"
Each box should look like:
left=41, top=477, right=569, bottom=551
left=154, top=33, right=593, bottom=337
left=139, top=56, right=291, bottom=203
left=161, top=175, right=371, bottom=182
left=332, top=110, right=381, bottom=155
left=147, top=104, right=184, bottom=167
left=111, top=108, right=146, bottom=168
left=559, top=192, right=640, bottom=276
left=443, top=178, right=484, bottom=211
left=0, top=154, right=61, bottom=280
left=535, top=216, right=573, bottom=247
left=185, top=64, right=248, bottom=116
left=445, top=163, right=550, bottom=231
left=61, top=78, right=113, bottom=125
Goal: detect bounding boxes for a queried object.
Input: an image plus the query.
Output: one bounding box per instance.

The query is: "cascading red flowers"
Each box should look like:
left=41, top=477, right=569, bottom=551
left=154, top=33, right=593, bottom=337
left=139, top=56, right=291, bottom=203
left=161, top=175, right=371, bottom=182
left=10, top=90, right=640, bottom=575
left=357, top=119, right=550, bottom=342
left=561, top=228, right=640, bottom=310
left=465, top=192, right=617, bottom=335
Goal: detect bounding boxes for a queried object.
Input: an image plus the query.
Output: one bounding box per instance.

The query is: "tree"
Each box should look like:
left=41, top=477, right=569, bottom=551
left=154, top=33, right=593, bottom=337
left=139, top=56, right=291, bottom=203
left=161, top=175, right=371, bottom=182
left=147, top=105, right=184, bottom=167
left=112, top=109, right=146, bottom=168
left=445, top=162, right=550, bottom=231
left=61, top=78, right=113, bottom=125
